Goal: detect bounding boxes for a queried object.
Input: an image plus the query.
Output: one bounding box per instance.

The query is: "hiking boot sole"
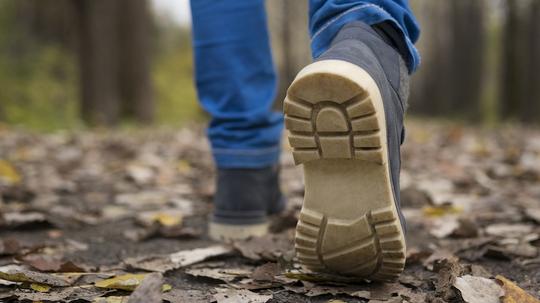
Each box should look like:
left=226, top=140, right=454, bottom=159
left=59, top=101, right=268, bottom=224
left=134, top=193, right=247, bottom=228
left=284, top=60, right=406, bottom=281
left=209, top=221, right=269, bottom=242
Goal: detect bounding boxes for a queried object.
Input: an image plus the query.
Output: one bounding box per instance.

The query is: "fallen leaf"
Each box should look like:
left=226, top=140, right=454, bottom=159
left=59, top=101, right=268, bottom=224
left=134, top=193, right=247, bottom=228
left=136, top=210, right=184, bottom=227
left=30, top=283, right=51, bottom=292
left=95, top=274, right=148, bottom=291
left=453, top=218, right=480, bottom=238
left=485, top=223, right=534, bottom=238
left=170, top=245, right=233, bottom=268
left=94, top=296, right=130, bottom=303
left=233, top=233, right=293, bottom=261
left=124, top=223, right=201, bottom=242
left=126, top=164, right=154, bottom=185
left=0, top=264, right=72, bottom=286
left=0, top=159, right=21, bottom=184
left=423, top=250, right=458, bottom=270
left=127, top=273, right=163, bottom=303
left=525, top=208, right=540, bottom=224
left=2, top=212, right=49, bottom=229
left=0, top=238, right=20, bottom=255
left=125, top=245, right=232, bottom=272
left=423, top=205, right=463, bottom=217
left=496, top=275, right=540, bottom=303
left=213, top=288, right=272, bottom=303
left=430, top=216, right=460, bottom=238
left=400, top=186, right=432, bottom=208
left=251, top=263, right=280, bottom=282
left=19, top=254, right=87, bottom=272
left=433, top=257, right=466, bottom=300
left=453, top=275, right=503, bottom=303
left=11, top=286, right=110, bottom=302
left=185, top=267, right=251, bottom=283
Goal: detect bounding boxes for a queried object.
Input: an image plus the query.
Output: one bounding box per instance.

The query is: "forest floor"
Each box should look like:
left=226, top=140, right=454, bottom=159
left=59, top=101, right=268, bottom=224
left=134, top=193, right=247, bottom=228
left=1, top=120, right=540, bottom=303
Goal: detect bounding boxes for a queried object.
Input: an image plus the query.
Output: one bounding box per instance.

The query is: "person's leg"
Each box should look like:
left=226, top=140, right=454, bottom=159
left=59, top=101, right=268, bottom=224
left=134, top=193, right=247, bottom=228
left=190, top=0, right=284, bottom=240
left=309, top=0, right=420, bottom=72
left=287, top=0, right=419, bottom=281
left=190, top=0, right=283, bottom=168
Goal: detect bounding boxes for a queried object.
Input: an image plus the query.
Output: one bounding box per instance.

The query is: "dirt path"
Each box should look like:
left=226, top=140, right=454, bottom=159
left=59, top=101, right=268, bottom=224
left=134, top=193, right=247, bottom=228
left=1, top=121, right=539, bottom=302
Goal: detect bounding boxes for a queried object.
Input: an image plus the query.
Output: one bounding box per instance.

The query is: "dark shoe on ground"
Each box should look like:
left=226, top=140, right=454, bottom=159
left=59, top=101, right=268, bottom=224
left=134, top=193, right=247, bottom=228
left=284, top=21, right=409, bottom=281
left=209, top=166, right=285, bottom=241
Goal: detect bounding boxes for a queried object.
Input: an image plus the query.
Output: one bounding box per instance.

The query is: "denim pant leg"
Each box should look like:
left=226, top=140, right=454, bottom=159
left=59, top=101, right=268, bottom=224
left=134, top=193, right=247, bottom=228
left=309, top=0, right=421, bottom=72
left=190, top=0, right=283, bottom=169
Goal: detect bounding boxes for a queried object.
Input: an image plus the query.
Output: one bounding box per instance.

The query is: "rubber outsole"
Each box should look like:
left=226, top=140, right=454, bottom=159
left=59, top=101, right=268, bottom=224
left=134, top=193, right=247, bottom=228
left=208, top=221, right=269, bottom=242
left=284, top=60, right=406, bottom=282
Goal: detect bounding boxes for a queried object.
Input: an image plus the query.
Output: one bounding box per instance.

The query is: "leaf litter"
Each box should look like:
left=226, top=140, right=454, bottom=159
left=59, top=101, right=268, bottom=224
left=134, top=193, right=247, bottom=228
left=1, top=121, right=540, bottom=302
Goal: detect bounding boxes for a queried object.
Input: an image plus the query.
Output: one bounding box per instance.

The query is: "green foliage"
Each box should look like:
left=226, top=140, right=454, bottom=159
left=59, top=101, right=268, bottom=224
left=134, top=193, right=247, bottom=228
left=0, top=0, right=80, bottom=131
left=0, top=1, right=203, bottom=132
left=0, top=47, right=80, bottom=131
left=153, top=28, right=205, bottom=126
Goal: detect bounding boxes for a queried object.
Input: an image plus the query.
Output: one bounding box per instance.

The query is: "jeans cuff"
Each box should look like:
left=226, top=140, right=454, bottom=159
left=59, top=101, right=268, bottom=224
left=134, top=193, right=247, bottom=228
left=311, top=4, right=420, bottom=73
left=212, top=146, right=281, bottom=169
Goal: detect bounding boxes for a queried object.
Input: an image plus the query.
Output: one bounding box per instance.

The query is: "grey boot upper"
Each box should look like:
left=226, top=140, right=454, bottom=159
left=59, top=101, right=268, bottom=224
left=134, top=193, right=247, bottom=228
left=212, top=166, right=285, bottom=225
left=316, top=21, right=410, bottom=230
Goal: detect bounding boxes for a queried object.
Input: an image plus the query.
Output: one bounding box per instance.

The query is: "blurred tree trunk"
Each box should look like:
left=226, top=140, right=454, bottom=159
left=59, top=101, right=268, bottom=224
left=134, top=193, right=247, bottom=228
left=410, top=0, right=485, bottom=118
left=527, top=0, right=540, bottom=121
left=74, top=0, right=154, bottom=126
left=267, top=0, right=310, bottom=108
left=448, top=0, right=485, bottom=117
left=117, top=0, right=154, bottom=123
left=75, top=0, right=120, bottom=126
left=501, top=0, right=540, bottom=123
left=501, top=0, right=528, bottom=121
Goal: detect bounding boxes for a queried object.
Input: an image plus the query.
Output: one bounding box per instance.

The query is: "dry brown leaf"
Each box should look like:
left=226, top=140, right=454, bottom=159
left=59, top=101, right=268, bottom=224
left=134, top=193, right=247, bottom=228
left=0, top=238, right=20, bottom=255
left=485, top=223, right=534, bottom=238
left=127, top=273, right=163, bottom=303
left=185, top=267, right=251, bottom=283
left=0, top=264, right=73, bottom=286
left=251, top=263, right=280, bottom=282
left=170, top=245, right=233, bottom=268
left=233, top=233, right=293, bottom=261
left=18, top=254, right=87, bottom=272
left=496, top=275, right=540, bottom=303
left=125, top=245, right=232, bottom=272
left=453, top=275, right=504, bottom=303
left=10, top=286, right=110, bottom=302
left=2, top=212, right=49, bottom=228
left=525, top=208, right=540, bottom=224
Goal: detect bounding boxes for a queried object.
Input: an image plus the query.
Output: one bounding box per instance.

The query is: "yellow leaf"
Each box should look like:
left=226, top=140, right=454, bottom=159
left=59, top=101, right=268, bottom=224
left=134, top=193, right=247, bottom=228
left=162, top=283, right=172, bottom=292
left=30, top=283, right=51, bottom=292
left=423, top=205, right=463, bottom=217
left=176, top=160, right=191, bottom=174
left=152, top=213, right=182, bottom=227
left=0, top=159, right=21, bottom=184
left=496, top=275, right=540, bottom=303
left=95, top=274, right=147, bottom=291
left=93, top=296, right=129, bottom=303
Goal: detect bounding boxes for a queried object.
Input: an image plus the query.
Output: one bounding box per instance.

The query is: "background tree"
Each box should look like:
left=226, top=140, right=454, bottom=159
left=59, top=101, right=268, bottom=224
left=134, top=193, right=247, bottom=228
left=74, top=0, right=154, bottom=126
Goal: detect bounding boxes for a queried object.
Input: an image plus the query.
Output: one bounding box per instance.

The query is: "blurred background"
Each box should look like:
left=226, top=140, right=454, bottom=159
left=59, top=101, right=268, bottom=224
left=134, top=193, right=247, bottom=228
left=0, top=0, right=538, bottom=131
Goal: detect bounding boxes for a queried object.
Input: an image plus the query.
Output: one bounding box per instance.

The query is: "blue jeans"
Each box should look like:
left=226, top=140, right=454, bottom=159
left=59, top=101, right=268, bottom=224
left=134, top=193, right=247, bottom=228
left=190, top=0, right=419, bottom=168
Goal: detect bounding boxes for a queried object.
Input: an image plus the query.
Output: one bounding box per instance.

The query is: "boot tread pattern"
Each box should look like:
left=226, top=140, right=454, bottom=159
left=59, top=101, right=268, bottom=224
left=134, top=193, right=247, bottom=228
left=285, top=64, right=405, bottom=281
left=284, top=91, right=384, bottom=165
left=294, top=207, right=405, bottom=281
